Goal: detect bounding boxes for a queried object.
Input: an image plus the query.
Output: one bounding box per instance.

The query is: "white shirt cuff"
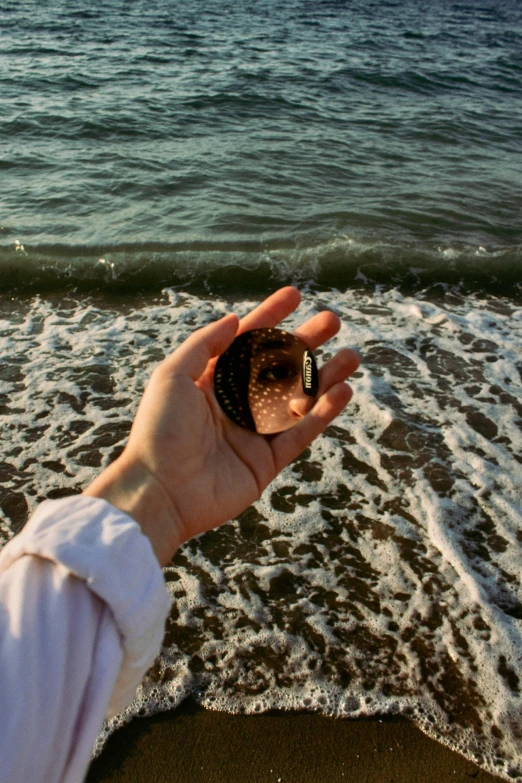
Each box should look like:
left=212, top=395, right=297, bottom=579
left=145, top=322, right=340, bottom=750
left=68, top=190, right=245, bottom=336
left=0, top=495, right=171, bottom=715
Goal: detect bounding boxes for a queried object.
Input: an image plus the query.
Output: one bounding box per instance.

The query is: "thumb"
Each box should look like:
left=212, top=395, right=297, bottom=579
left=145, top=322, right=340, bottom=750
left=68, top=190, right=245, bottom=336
left=162, top=313, right=239, bottom=381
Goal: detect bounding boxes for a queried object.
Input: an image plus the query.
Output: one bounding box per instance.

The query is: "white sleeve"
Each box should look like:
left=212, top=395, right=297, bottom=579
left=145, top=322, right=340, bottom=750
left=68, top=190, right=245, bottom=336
left=0, top=495, right=171, bottom=783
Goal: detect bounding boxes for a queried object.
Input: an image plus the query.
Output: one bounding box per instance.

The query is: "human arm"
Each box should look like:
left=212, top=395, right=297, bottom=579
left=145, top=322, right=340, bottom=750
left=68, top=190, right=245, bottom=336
left=0, top=495, right=170, bottom=783
left=0, top=287, right=358, bottom=782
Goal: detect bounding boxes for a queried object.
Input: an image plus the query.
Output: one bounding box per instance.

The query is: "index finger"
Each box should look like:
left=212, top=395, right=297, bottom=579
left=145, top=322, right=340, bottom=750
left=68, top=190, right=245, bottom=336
left=197, top=286, right=304, bottom=388
left=237, top=286, right=302, bottom=333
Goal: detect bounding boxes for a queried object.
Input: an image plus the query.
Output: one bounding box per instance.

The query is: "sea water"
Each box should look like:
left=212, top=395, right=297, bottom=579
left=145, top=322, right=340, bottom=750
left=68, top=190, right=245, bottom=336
left=1, top=0, right=521, bottom=779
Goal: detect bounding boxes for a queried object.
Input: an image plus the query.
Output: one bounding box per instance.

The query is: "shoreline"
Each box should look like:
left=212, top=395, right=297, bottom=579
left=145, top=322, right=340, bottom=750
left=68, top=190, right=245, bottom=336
left=86, top=699, right=504, bottom=783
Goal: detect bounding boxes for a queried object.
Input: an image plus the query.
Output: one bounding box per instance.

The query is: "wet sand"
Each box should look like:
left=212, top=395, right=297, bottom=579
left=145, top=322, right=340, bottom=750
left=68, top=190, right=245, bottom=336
left=86, top=699, right=503, bottom=783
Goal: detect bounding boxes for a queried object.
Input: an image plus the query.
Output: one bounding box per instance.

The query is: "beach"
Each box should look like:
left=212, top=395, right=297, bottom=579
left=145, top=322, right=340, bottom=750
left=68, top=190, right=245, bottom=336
left=1, top=0, right=521, bottom=780
left=86, top=701, right=503, bottom=783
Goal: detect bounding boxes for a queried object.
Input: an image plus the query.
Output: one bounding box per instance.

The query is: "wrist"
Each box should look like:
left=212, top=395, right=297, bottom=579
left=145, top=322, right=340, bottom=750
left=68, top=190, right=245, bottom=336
left=83, top=453, right=184, bottom=566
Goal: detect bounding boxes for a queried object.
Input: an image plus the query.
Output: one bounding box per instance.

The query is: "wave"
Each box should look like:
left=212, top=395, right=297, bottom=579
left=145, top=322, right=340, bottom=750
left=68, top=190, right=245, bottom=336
left=0, top=237, right=521, bottom=298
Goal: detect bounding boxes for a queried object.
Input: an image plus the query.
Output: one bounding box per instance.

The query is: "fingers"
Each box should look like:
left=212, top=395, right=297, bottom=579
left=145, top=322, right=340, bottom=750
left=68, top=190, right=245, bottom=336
left=271, top=382, right=354, bottom=473
left=288, top=348, right=360, bottom=420
left=237, top=286, right=301, bottom=334
left=293, top=310, right=342, bottom=351
left=270, top=347, right=360, bottom=472
left=198, top=290, right=345, bottom=384
left=318, top=348, right=360, bottom=394
left=161, top=313, right=239, bottom=380
left=197, top=286, right=303, bottom=387
left=161, top=287, right=358, bottom=394
left=239, top=290, right=341, bottom=353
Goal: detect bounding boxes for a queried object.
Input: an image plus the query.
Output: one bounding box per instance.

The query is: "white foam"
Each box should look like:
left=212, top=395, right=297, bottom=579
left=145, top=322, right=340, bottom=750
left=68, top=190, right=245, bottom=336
left=1, top=287, right=521, bottom=780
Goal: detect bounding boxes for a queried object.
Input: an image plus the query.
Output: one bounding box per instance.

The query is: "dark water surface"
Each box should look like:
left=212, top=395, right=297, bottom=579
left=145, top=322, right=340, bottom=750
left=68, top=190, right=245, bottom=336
left=1, top=0, right=521, bottom=289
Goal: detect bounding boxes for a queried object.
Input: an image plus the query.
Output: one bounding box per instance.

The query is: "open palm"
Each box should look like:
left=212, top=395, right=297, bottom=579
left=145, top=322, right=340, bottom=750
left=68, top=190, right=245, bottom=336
left=86, top=288, right=359, bottom=564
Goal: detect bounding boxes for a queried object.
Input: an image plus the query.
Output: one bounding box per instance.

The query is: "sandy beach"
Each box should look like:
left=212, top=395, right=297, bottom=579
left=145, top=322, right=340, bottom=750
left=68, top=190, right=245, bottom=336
left=86, top=700, right=503, bottom=783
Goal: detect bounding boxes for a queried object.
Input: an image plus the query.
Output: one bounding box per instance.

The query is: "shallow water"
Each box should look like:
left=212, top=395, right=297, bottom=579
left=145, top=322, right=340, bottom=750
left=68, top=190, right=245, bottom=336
left=1, top=284, right=521, bottom=780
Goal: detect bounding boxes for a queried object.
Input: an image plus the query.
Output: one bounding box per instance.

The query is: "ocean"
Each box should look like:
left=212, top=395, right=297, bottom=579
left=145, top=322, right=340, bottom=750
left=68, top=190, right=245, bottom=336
left=1, top=0, right=521, bottom=779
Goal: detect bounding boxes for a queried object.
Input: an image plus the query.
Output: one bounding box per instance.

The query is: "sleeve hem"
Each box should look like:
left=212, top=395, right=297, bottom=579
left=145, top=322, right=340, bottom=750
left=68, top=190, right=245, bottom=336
left=0, top=495, right=171, bottom=713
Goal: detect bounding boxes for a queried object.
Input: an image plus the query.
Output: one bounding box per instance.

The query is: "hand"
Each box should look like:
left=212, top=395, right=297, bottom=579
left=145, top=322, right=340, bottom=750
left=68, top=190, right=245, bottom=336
left=84, top=287, right=360, bottom=565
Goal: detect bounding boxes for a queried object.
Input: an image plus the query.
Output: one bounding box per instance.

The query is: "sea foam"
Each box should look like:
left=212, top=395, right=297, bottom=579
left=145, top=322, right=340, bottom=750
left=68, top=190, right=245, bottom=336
left=0, top=285, right=521, bottom=780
